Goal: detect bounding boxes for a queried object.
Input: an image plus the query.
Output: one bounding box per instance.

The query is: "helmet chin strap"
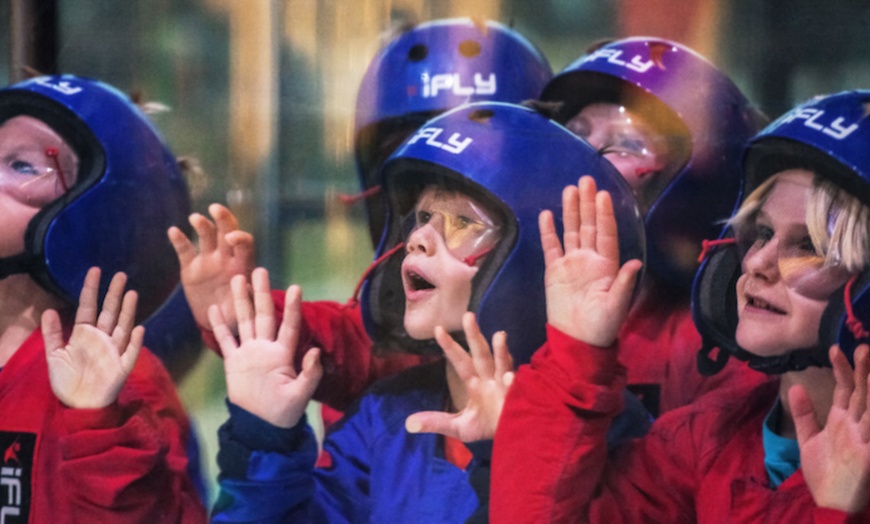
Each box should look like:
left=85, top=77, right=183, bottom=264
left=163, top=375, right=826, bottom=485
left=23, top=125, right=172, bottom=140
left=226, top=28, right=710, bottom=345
left=0, top=252, right=37, bottom=281
left=697, top=338, right=832, bottom=376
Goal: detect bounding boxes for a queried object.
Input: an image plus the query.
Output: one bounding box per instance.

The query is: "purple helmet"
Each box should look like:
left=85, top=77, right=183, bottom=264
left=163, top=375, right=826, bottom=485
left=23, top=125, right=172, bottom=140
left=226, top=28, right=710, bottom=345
left=541, top=37, right=764, bottom=288
left=354, top=18, right=552, bottom=247
left=360, top=102, right=645, bottom=365
left=694, top=90, right=870, bottom=374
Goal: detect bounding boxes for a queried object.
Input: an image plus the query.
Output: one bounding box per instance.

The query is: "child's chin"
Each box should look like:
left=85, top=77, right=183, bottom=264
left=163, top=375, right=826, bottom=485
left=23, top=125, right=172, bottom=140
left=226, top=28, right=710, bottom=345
left=404, top=321, right=435, bottom=341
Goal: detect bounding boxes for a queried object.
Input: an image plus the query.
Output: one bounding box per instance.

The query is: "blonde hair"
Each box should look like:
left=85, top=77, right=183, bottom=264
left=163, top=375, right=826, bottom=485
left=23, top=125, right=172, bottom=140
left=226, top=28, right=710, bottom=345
left=729, top=172, right=870, bottom=272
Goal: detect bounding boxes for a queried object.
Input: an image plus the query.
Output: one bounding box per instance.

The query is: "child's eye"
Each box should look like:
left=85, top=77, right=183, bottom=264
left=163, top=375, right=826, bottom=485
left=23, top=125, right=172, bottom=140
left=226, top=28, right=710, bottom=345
left=9, top=159, right=38, bottom=176
left=601, top=137, right=646, bottom=158
left=415, top=210, right=432, bottom=225
left=797, top=237, right=818, bottom=255
left=754, top=224, right=773, bottom=245
left=454, top=215, right=474, bottom=229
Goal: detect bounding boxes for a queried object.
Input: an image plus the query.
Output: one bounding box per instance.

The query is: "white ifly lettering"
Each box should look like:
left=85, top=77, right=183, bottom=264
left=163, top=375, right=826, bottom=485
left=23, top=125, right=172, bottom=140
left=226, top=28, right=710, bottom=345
left=406, top=127, right=473, bottom=154
left=421, top=73, right=497, bottom=98
left=33, top=78, right=82, bottom=96
left=779, top=108, right=860, bottom=140
left=580, top=49, right=655, bottom=73
left=0, top=467, right=21, bottom=523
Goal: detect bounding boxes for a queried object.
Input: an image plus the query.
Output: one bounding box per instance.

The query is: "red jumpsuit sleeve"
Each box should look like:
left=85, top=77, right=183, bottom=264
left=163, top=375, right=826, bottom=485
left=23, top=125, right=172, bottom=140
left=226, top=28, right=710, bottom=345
left=292, top=297, right=426, bottom=411
left=491, top=325, right=626, bottom=523
left=57, top=349, right=206, bottom=523
left=493, top=325, right=709, bottom=523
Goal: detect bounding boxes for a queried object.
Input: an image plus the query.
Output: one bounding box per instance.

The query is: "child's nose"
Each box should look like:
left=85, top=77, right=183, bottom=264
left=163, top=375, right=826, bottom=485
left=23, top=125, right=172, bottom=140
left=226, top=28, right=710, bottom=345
left=743, top=240, right=780, bottom=282
left=406, top=224, right=439, bottom=256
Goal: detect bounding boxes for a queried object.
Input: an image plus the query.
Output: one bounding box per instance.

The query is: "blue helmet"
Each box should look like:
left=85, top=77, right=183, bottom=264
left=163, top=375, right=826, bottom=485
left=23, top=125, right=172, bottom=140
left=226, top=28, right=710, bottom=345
left=354, top=18, right=553, bottom=247
left=0, top=75, right=191, bottom=320
left=360, top=102, right=645, bottom=365
left=694, top=90, right=870, bottom=374
left=540, top=37, right=764, bottom=288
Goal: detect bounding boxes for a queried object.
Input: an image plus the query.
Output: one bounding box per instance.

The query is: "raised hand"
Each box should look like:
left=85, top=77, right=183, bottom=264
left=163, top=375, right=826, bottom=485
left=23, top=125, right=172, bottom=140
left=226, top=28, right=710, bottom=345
left=405, top=312, right=514, bottom=442
left=540, top=176, right=642, bottom=347
left=213, top=267, right=322, bottom=429
left=792, top=344, right=870, bottom=513
left=168, top=203, right=255, bottom=332
left=43, top=267, right=144, bottom=409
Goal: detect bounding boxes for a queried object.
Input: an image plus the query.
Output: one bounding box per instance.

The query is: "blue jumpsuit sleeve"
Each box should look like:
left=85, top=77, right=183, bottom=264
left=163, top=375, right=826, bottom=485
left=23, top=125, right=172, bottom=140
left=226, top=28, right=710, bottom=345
left=212, top=400, right=376, bottom=523
left=212, top=402, right=318, bottom=523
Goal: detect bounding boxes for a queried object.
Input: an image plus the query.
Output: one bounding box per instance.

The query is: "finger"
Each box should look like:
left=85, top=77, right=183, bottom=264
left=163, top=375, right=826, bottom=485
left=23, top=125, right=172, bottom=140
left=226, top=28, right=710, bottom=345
left=211, top=204, right=240, bottom=256
left=578, top=176, right=598, bottom=250
left=75, top=267, right=102, bottom=326
left=492, top=331, right=513, bottom=379
left=435, top=326, right=474, bottom=382
left=208, top=304, right=239, bottom=355
left=463, top=312, right=494, bottom=379
left=595, top=190, right=620, bottom=264
left=277, top=285, right=303, bottom=354
left=119, top=325, right=145, bottom=375
left=608, top=259, right=643, bottom=317
left=231, top=274, right=255, bottom=342
left=850, top=344, right=869, bottom=419
left=831, top=344, right=856, bottom=411
left=167, top=226, right=196, bottom=267
left=503, top=370, right=515, bottom=388
left=111, top=290, right=138, bottom=352
left=226, top=230, right=255, bottom=268
left=561, top=185, right=580, bottom=252
left=405, top=411, right=459, bottom=438
left=252, top=268, right=276, bottom=339
left=295, top=347, right=324, bottom=399
left=789, top=383, right=821, bottom=446
left=539, top=210, right=564, bottom=268
left=96, top=272, right=128, bottom=333
left=189, top=212, right=217, bottom=253
left=41, top=309, right=65, bottom=354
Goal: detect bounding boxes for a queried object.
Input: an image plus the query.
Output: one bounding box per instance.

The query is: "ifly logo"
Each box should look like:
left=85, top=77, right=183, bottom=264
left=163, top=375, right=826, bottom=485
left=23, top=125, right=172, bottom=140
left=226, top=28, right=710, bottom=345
left=421, top=73, right=497, bottom=98
left=33, top=78, right=82, bottom=96
left=407, top=127, right=473, bottom=154
left=0, top=466, right=21, bottom=523
left=580, top=49, right=656, bottom=73
left=779, top=108, right=860, bottom=140
left=0, top=433, right=33, bottom=524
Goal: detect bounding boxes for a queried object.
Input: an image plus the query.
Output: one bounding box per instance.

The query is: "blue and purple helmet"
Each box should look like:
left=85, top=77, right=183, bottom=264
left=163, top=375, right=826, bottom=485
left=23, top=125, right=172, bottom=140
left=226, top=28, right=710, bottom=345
left=0, top=75, right=191, bottom=320
left=693, top=90, right=870, bottom=374
left=354, top=18, right=552, bottom=247
left=541, top=37, right=764, bottom=289
left=360, top=102, right=645, bottom=365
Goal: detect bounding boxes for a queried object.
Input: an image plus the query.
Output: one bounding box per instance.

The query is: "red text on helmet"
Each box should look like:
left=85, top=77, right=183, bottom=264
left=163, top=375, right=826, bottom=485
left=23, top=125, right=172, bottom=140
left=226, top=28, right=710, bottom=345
left=779, top=108, right=859, bottom=140
left=579, top=49, right=655, bottom=73
left=407, top=127, right=473, bottom=154
left=421, top=73, right=497, bottom=98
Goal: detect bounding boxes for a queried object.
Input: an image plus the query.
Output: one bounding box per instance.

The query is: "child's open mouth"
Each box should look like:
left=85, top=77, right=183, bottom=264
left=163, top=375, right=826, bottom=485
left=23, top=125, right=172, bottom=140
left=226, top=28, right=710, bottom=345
left=407, top=270, right=435, bottom=291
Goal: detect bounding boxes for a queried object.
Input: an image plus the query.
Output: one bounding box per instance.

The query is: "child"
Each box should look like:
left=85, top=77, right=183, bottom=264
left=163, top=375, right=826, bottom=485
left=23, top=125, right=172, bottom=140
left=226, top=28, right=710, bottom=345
left=210, top=102, right=649, bottom=522
left=0, top=75, right=205, bottom=521
left=536, top=37, right=770, bottom=416
left=171, top=17, right=554, bottom=415
left=492, top=91, right=870, bottom=521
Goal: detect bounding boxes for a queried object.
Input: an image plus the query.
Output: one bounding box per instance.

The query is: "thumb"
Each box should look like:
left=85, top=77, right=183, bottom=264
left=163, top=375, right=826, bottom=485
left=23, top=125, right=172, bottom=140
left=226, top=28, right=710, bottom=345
left=610, top=259, right=643, bottom=313
left=790, top=384, right=821, bottom=446
left=120, top=325, right=145, bottom=376
left=405, top=411, right=459, bottom=439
